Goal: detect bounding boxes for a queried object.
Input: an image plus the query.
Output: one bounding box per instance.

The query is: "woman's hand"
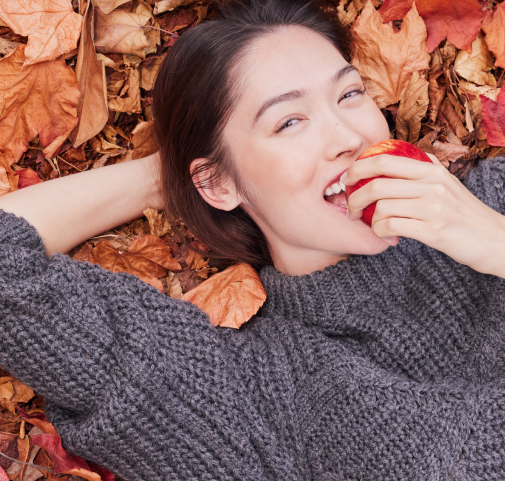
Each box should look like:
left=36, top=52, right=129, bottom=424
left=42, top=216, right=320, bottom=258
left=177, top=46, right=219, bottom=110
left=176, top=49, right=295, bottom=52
left=343, top=153, right=505, bottom=276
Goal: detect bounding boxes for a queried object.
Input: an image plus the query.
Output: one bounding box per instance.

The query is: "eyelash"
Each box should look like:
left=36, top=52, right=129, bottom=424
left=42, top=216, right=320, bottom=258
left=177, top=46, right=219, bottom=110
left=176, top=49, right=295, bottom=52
left=275, top=87, right=367, bottom=133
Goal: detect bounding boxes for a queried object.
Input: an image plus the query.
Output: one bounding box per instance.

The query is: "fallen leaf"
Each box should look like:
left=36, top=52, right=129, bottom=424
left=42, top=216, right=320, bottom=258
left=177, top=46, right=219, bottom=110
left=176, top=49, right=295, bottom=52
left=95, top=8, right=152, bottom=58
left=89, top=235, right=182, bottom=292
left=379, top=0, right=482, bottom=54
left=440, top=97, right=469, bottom=138
left=0, top=467, right=8, bottom=481
left=0, top=0, right=83, bottom=65
left=177, top=269, right=202, bottom=293
left=129, top=120, right=157, bottom=159
left=351, top=1, right=430, bottom=109
left=17, top=406, right=60, bottom=437
left=14, top=167, right=43, bottom=188
left=164, top=271, right=183, bottom=299
left=480, top=88, right=505, bottom=146
left=31, top=434, right=100, bottom=481
left=0, top=36, right=18, bottom=57
left=396, top=70, right=429, bottom=142
left=157, top=8, right=198, bottom=33
left=108, top=67, right=142, bottom=114
left=69, top=1, right=109, bottom=147
left=482, top=2, right=505, bottom=69
left=182, top=263, right=267, bottom=329
left=427, top=73, right=446, bottom=123
left=0, top=167, right=17, bottom=197
left=0, top=432, right=17, bottom=469
left=0, top=45, right=80, bottom=172
left=337, top=1, right=359, bottom=25
left=416, top=127, right=470, bottom=167
left=143, top=205, right=171, bottom=237
left=96, top=0, right=131, bottom=14
left=454, top=32, right=496, bottom=86
left=153, top=0, right=194, bottom=15
left=140, top=53, right=166, bottom=91
left=16, top=435, right=31, bottom=481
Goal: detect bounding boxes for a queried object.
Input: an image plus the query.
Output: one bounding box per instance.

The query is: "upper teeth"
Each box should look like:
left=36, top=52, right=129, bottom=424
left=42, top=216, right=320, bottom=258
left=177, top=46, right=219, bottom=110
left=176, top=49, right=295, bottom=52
left=324, top=180, right=346, bottom=196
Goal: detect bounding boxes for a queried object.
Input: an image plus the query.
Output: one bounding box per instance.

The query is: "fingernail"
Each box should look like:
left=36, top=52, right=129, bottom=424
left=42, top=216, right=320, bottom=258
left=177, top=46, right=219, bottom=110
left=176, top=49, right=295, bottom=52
left=341, top=170, right=348, bottom=184
left=346, top=208, right=350, bottom=219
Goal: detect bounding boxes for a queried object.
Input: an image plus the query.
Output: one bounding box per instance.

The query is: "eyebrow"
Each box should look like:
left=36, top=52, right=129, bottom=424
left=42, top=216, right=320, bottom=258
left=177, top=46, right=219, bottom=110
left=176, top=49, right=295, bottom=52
left=252, top=64, right=359, bottom=126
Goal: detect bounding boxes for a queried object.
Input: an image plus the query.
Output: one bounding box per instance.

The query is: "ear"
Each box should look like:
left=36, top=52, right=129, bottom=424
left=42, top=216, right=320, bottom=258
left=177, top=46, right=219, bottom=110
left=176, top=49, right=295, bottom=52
left=190, top=158, right=242, bottom=211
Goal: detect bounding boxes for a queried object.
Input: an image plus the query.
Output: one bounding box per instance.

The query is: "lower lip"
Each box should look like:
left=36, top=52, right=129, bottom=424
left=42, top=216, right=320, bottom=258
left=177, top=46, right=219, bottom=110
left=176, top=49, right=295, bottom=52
left=325, top=199, right=347, bottom=215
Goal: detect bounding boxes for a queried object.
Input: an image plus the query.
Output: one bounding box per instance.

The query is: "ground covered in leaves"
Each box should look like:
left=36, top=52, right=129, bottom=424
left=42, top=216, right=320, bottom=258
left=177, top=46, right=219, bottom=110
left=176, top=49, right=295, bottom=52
left=1, top=0, right=505, bottom=479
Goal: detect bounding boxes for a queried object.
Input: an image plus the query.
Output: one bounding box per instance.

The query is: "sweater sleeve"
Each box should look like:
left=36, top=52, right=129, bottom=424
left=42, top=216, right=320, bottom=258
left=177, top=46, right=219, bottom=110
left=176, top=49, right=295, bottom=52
left=461, top=156, right=505, bottom=216
left=0, top=208, right=210, bottom=414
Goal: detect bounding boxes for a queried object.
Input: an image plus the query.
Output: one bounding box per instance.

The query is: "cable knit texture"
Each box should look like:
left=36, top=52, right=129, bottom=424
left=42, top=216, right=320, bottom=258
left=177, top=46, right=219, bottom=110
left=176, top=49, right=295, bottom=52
left=2, top=157, right=505, bottom=480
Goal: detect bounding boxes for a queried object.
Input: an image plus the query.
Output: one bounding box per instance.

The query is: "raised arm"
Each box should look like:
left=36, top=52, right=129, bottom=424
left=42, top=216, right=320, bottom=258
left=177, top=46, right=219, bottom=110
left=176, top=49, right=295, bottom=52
left=0, top=153, right=163, bottom=255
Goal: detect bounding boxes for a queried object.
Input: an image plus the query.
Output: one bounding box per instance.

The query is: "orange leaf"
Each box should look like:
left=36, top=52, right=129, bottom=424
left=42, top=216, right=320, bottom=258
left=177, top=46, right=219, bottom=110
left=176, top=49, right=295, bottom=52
left=13, top=168, right=43, bottom=189
left=352, top=1, right=430, bottom=109
left=89, top=235, right=181, bottom=292
left=182, top=263, right=267, bottom=329
left=0, top=168, right=17, bottom=197
left=482, top=2, right=505, bottom=69
left=0, top=0, right=83, bottom=66
left=0, top=45, right=80, bottom=172
left=16, top=436, right=31, bottom=481
left=480, top=88, right=505, bottom=147
left=379, top=0, right=482, bottom=54
left=69, top=1, right=109, bottom=147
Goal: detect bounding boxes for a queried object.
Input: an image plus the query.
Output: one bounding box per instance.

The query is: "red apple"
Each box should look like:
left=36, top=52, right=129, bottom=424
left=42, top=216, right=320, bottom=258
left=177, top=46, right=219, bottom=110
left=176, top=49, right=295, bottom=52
left=345, top=139, right=434, bottom=227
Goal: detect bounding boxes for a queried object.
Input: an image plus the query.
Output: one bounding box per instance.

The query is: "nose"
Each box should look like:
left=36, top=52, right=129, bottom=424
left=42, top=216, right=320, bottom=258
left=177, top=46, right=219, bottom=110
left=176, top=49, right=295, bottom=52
left=321, top=109, right=364, bottom=162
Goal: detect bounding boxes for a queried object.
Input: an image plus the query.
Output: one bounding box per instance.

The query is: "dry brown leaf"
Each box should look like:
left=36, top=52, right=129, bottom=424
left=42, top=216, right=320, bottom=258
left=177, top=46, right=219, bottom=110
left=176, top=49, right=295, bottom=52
left=0, top=36, right=18, bottom=57
left=95, top=8, right=152, bottom=58
left=141, top=53, right=166, bottom=91
left=96, top=0, right=131, bottom=14
left=440, top=98, right=469, bottom=138
left=0, top=45, right=80, bottom=172
left=108, top=67, right=141, bottom=113
left=164, top=271, right=183, bottom=299
left=0, top=167, right=18, bottom=197
left=454, top=32, right=496, bottom=86
left=416, top=127, right=470, bottom=167
left=482, top=3, right=505, bottom=70
left=89, top=235, right=181, bottom=292
left=129, top=120, right=157, bottom=159
left=153, top=0, right=194, bottom=15
left=69, top=1, right=108, bottom=147
left=143, top=206, right=172, bottom=237
left=0, top=0, right=83, bottom=66
left=427, top=74, right=446, bottom=123
left=396, top=71, right=429, bottom=142
left=337, top=1, right=359, bottom=25
left=352, top=0, right=430, bottom=108
left=182, top=263, right=267, bottom=329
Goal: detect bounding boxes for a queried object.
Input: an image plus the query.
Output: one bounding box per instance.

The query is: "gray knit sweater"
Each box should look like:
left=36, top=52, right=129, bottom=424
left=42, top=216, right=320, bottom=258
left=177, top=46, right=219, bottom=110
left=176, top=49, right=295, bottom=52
left=2, top=158, right=505, bottom=481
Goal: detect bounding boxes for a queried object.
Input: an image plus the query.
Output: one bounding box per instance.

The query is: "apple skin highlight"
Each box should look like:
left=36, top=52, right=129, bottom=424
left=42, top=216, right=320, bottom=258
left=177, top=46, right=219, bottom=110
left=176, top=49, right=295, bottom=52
left=345, top=139, right=434, bottom=227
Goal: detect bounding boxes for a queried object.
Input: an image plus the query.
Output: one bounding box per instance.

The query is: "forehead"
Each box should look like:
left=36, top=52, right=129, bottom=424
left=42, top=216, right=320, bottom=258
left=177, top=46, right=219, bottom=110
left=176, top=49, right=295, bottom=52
left=233, top=26, right=348, bottom=108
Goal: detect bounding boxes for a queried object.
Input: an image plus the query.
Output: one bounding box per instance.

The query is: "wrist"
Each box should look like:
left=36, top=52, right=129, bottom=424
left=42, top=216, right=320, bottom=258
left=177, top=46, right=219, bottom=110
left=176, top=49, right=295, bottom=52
left=138, top=152, right=164, bottom=211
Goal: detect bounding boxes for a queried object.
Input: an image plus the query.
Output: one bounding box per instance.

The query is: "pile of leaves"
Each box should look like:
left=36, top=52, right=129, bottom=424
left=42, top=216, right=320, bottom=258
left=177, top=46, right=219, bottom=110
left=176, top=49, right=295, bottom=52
left=0, top=0, right=504, bottom=479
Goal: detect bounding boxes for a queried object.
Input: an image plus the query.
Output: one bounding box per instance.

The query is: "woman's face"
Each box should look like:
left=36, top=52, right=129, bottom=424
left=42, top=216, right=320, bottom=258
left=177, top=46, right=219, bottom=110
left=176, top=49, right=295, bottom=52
left=222, top=26, right=393, bottom=275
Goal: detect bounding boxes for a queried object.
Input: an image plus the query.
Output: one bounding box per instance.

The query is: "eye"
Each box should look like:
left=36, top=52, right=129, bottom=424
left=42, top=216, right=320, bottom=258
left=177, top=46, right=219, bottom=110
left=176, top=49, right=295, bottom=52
left=340, top=87, right=366, bottom=101
left=275, top=116, right=301, bottom=133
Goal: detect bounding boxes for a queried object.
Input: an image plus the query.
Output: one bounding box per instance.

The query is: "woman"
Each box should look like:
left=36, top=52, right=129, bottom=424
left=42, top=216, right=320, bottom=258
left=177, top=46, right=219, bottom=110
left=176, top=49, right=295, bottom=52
left=1, top=0, right=505, bottom=479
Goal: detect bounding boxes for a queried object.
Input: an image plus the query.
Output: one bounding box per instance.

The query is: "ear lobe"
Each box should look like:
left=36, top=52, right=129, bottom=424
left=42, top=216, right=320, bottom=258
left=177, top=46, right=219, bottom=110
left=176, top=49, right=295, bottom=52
left=190, top=158, right=241, bottom=212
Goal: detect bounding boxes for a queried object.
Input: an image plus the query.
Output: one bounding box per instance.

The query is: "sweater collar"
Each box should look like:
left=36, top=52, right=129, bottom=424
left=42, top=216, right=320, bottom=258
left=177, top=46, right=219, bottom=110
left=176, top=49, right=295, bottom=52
left=259, top=237, right=419, bottom=328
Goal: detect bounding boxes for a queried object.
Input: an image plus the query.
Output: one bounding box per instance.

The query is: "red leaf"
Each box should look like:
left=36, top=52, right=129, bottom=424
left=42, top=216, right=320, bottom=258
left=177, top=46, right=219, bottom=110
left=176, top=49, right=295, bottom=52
left=0, top=466, right=8, bottom=481
left=379, top=0, right=482, bottom=53
left=13, top=168, right=43, bottom=189
left=31, top=434, right=101, bottom=481
left=480, top=89, right=505, bottom=147
left=16, top=405, right=60, bottom=437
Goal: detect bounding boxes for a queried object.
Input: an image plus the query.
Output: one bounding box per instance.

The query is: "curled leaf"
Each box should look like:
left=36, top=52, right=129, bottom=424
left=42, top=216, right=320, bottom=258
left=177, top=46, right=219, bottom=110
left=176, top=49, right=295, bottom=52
left=182, top=263, right=267, bottom=329
left=480, top=89, right=505, bottom=147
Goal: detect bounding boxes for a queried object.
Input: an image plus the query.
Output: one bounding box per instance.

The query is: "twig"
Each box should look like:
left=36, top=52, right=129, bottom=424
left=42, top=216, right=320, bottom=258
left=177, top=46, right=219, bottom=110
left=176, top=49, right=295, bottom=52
left=0, top=450, right=55, bottom=474
left=57, top=155, right=84, bottom=172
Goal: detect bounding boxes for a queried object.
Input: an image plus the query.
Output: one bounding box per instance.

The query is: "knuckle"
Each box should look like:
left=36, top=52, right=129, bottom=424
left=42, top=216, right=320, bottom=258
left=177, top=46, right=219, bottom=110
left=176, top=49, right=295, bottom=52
left=431, top=183, right=447, bottom=197
left=432, top=202, right=444, bottom=215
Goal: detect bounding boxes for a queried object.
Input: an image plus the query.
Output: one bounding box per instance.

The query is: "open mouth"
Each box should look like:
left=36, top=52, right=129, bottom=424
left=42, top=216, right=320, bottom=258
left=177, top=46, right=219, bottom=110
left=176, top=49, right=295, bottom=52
left=323, top=173, right=348, bottom=213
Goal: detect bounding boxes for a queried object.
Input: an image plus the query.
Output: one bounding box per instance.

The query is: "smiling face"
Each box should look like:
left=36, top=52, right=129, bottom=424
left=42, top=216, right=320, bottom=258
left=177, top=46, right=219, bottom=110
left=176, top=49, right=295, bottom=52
left=217, top=26, right=392, bottom=275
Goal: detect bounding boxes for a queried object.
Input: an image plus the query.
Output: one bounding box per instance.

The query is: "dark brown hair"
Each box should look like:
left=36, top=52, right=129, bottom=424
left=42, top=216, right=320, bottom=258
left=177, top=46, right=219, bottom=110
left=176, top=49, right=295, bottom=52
left=152, top=0, right=353, bottom=269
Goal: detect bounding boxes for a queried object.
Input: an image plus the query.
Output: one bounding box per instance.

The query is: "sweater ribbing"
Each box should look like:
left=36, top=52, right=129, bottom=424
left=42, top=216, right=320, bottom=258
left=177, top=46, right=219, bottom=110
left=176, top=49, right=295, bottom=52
left=1, top=157, right=505, bottom=480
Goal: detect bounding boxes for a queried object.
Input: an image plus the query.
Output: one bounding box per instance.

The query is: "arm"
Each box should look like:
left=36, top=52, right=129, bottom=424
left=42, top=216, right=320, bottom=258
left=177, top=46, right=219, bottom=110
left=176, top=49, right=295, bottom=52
left=0, top=153, right=163, bottom=255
